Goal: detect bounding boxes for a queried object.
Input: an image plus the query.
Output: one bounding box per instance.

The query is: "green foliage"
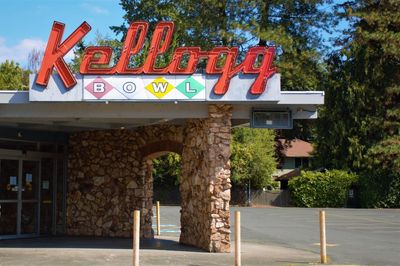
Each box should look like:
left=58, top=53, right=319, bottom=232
left=0, top=60, right=29, bottom=90
left=314, top=1, right=400, bottom=206
left=230, top=128, right=277, bottom=189
left=152, top=153, right=181, bottom=188
left=69, top=41, right=86, bottom=73
left=359, top=136, right=400, bottom=208
left=112, top=0, right=331, bottom=90
left=69, top=32, right=123, bottom=73
left=289, top=170, right=358, bottom=207
left=316, top=0, right=400, bottom=168
left=107, top=0, right=333, bottom=190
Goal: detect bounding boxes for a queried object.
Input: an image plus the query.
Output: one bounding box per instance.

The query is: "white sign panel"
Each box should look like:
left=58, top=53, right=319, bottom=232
left=83, top=75, right=206, bottom=101
left=29, top=74, right=281, bottom=102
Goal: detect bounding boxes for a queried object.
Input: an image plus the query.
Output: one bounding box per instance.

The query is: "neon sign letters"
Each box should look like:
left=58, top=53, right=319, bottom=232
left=36, top=21, right=276, bottom=95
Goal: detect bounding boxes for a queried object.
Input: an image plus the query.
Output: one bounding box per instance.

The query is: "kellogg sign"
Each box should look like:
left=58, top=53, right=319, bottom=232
left=31, top=21, right=281, bottom=102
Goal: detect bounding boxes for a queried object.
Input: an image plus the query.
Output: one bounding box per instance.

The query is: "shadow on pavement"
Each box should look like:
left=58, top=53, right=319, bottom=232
left=0, top=236, right=205, bottom=253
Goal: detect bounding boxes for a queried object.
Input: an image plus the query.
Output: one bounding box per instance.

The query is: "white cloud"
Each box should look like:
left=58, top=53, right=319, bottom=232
left=81, top=3, right=109, bottom=14
left=0, top=37, right=46, bottom=67
left=0, top=37, right=76, bottom=68
left=65, top=49, right=75, bottom=62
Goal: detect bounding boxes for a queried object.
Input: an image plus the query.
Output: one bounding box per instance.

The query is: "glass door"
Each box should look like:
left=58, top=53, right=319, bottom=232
left=0, top=142, right=66, bottom=239
left=0, top=159, right=40, bottom=239
left=40, top=158, right=54, bottom=235
left=20, top=160, right=40, bottom=235
left=0, top=159, right=19, bottom=237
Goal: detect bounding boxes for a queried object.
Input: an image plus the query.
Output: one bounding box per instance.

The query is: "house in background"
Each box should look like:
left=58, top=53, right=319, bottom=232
left=274, top=139, right=313, bottom=189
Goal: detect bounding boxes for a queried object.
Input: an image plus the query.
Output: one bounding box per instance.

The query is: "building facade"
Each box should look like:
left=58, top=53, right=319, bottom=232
left=0, top=20, right=323, bottom=252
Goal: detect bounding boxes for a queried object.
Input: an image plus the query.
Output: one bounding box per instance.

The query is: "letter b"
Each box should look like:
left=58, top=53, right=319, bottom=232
left=93, top=82, right=105, bottom=93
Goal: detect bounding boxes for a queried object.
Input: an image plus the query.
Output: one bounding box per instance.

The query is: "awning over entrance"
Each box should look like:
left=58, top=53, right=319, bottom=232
left=0, top=89, right=323, bottom=132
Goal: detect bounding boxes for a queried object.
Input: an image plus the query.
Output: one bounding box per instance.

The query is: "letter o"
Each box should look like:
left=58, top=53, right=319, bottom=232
left=123, top=82, right=136, bottom=93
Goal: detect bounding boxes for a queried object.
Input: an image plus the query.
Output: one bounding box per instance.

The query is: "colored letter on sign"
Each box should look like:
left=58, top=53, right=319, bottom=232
left=36, top=20, right=278, bottom=96
left=36, top=21, right=91, bottom=89
left=185, top=83, right=196, bottom=93
left=152, top=82, right=168, bottom=93
left=93, top=83, right=105, bottom=93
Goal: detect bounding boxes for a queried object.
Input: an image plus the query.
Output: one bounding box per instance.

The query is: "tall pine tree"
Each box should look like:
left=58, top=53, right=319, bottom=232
left=110, top=0, right=332, bottom=188
left=111, top=0, right=331, bottom=90
left=111, top=0, right=333, bottom=139
left=315, top=0, right=400, bottom=207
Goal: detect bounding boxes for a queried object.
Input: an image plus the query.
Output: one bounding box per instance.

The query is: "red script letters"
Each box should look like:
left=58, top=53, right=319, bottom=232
left=37, top=21, right=276, bottom=95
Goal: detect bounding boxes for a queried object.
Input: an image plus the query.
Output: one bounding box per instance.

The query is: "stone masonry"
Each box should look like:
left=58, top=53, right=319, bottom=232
left=67, top=104, right=232, bottom=252
left=179, top=105, right=232, bottom=252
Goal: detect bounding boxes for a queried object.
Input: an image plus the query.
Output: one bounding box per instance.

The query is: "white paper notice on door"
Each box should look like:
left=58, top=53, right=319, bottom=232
left=26, top=173, right=33, bottom=183
left=42, top=180, right=50, bottom=190
left=10, top=176, right=17, bottom=185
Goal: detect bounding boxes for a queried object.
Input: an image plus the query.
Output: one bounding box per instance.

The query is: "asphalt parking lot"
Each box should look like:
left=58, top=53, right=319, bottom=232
left=237, top=207, right=400, bottom=265
left=0, top=206, right=399, bottom=265
left=159, top=206, right=400, bottom=265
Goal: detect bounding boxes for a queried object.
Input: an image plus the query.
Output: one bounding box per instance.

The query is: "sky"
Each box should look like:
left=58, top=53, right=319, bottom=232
left=0, top=0, right=125, bottom=68
left=0, top=1, right=349, bottom=69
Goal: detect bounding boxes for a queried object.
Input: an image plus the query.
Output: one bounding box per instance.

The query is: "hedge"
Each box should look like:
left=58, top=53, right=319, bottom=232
left=288, top=170, right=358, bottom=207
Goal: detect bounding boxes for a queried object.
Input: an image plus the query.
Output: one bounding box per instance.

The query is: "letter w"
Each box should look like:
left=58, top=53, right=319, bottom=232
left=36, top=21, right=91, bottom=89
left=152, top=82, right=168, bottom=93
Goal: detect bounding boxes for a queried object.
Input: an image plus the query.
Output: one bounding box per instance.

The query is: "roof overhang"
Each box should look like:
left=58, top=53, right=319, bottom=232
left=0, top=74, right=324, bottom=133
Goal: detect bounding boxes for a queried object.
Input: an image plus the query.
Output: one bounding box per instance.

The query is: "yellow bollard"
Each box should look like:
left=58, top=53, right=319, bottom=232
left=133, top=210, right=140, bottom=266
left=320, top=210, right=327, bottom=264
left=156, top=201, right=160, bottom=236
left=235, top=211, right=241, bottom=266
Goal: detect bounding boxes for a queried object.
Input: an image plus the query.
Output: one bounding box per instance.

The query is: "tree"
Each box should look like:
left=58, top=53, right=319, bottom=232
left=359, top=136, right=400, bottom=207
left=0, top=60, right=29, bottom=90
left=110, top=0, right=334, bottom=142
left=27, top=48, right=44, bottom=73
left=230, top=128, right=277, bottom=189
left=314, top=0, right=400, bottom=207
left=152, top=153, right=181, bottom=188
left=111, top=0, right=331, bottom=88
left=106, top=0, right=333, bottom=188
left=69, top=31, right=123, bottom=73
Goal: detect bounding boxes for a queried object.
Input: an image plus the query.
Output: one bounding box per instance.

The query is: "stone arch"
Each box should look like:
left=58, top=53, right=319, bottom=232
left=140, top=140, right=183, bottom=160
left=66, top=105, right=232, bottom=252
left=138, top=139, right=184, bottom=238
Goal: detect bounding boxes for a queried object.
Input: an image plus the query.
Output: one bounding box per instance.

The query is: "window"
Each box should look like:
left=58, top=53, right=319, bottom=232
left=295, top=157, right=302, bottom=168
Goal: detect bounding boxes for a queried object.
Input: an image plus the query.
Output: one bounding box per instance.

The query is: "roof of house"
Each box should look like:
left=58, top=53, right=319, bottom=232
left=278, top=138, right=313, bottom=158
left=273, top=168, right=301, bottom=181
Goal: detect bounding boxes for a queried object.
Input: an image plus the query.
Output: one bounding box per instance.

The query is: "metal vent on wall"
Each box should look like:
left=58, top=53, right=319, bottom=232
left=251, top=110, right=292, bottom=129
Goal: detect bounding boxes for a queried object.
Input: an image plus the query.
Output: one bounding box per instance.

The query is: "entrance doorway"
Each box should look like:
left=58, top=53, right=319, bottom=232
left=0, top=159, right=40, bottom=238
left=0, top=143, right=66, bottom=240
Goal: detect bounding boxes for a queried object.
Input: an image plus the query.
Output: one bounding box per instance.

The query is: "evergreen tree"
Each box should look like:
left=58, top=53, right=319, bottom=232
left=111, top=0, right=331, bottom=90
left=111, top=0, right=333, bottom=140
left=315, top=0, right=400, bottom=207
left=109, top=0, right=333, bottom=188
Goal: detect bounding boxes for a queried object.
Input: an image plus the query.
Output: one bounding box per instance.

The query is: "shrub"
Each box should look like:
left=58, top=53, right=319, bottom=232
left=358, top=137, right=400, bottom=208
left=288, top=170, right=358, bottom=207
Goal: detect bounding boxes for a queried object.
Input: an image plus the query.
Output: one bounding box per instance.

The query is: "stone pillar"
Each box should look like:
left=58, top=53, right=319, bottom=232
left=180, top=104, right=232, bottom=252
left=140, top=159, right=154, bottom=238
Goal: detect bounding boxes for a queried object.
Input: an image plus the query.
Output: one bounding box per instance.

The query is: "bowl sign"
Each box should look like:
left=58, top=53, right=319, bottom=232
left=35, top=21, right=276, bottom=96
left=83, top=75, right=206, bottom=100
